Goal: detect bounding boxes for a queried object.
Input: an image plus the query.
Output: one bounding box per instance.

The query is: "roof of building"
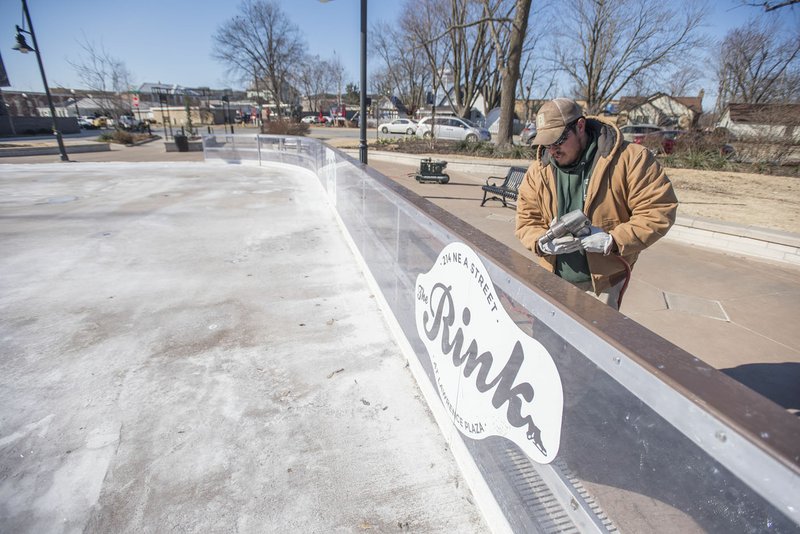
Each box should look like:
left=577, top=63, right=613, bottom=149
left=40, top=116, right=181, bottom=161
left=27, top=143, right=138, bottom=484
left=724, top=102, right=800, bottom=125
left=619, top=93, right=703, bottom=114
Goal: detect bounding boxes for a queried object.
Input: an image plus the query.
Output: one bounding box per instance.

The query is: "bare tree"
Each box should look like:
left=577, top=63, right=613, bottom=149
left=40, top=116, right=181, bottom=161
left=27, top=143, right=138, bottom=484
left=68, top=37, right=133, bottom=121
left=518, top=66, right=556, bottom=122
left=715, top=20, right=800, bottom=109
left=369, top=67, right=394, bottom=98
left=325, top=52, right=346, bottom=112
left=517, top=10, right=555, bottom=123
left=552, top=0, right=708, bottom=114
left=743, top=0, right=800, bottom=10
left=403, top=0, right=495, bottom=119
left=370, top=20, right=431, bottom=117
left=483, top=0, right=532, bottom=146
left=212, top=0, right=307, bottom=119
left=665, top=65, right=703, bottom=96
left=297, top=55, right=328, bottom=113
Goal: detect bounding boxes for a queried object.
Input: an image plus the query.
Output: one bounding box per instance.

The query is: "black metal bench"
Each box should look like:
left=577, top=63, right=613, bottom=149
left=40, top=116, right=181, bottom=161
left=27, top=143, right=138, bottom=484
left=480, top=166, right=527, bottom=207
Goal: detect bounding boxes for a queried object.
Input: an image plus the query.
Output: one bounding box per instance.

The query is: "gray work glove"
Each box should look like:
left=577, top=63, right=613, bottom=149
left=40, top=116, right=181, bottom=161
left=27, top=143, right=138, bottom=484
left=538, top=235, right=583, bottom=255
left=579, top=226, right=614, bottom=255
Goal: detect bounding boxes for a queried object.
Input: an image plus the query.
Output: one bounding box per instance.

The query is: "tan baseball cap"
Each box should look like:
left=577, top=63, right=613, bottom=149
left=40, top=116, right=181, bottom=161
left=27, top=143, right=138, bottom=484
left=531, top=98, right=583, bottom=145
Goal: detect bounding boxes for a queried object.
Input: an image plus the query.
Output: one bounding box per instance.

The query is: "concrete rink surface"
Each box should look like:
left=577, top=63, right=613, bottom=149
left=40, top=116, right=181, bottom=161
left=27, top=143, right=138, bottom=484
left=0, top=162, right=488, bottom=533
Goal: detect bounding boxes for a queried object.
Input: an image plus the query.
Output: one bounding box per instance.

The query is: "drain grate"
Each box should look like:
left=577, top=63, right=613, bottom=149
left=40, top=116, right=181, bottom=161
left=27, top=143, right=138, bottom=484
left=504, top=447, right=619, bottom=533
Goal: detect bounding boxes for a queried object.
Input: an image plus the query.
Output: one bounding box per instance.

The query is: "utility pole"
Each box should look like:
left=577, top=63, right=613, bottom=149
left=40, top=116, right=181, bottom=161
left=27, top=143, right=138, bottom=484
left=13, top=0, right=68, bottom=161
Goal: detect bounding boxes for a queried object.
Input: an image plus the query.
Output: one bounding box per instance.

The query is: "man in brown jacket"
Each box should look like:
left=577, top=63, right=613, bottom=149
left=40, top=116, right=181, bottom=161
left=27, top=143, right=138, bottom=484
left=515, top=98, right=678, bottom=309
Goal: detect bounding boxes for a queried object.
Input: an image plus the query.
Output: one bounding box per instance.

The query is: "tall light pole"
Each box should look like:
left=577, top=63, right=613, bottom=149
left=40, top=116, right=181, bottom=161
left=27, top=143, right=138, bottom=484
left=358, top=0, right=367, bottom=164
left=12, top=0, right=69, bottom=161
left=253, top=66, right=262, bottom=129
left=70, top=88, right=79, bottom=117
left=319, top=0, right=368, bottom=164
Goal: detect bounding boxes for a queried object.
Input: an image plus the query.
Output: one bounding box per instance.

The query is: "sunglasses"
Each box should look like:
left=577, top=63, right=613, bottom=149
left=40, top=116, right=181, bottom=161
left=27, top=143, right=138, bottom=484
left=547, top=121, right=577, bottom=148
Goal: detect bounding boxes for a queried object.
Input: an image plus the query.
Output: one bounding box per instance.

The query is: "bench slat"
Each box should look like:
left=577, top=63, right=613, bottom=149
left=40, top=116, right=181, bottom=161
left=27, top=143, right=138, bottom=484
left=480, top=166, right=527, bottom=207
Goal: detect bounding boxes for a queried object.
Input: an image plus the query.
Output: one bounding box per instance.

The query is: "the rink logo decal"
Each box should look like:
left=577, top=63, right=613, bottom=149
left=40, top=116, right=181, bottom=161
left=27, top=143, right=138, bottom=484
left=415, top=242, right=563, bottom=463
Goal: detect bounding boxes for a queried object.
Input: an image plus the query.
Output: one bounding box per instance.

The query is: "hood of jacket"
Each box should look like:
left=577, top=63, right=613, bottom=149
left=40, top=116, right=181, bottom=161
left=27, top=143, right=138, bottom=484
left=534, top=117, right=622, bottom=167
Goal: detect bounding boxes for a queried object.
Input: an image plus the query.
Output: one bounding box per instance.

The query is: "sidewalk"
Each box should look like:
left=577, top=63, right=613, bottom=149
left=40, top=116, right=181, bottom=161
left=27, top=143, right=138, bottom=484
left=2, top=138, right=798, bottom=414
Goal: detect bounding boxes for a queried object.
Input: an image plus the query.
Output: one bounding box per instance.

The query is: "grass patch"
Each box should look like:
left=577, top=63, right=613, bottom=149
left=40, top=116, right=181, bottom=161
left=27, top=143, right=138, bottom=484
left=372, top=137, right=534, bottom=159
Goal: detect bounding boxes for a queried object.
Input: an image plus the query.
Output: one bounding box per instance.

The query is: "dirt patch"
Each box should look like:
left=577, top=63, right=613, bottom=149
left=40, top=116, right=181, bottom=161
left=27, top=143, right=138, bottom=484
left=667, top=167, right=800, bottom=233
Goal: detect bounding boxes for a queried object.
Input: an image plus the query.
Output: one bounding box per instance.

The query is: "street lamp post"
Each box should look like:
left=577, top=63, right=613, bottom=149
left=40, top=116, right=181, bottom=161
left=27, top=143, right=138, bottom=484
left=159, top=93, right=168, bottom=139
left=71, top=89, right=79, bottom=117
left=12, top=0, right=69, bottom=161
left=319, top=0, right=368, bottom=164
left=358, top=0, right=367, bottom=164
left=222, top=95, right=230, bottom=135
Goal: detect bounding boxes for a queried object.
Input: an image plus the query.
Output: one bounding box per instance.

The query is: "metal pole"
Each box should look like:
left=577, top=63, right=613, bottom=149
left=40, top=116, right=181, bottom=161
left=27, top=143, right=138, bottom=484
left=359, top=0, right=368, bottom=164
left=253, top=65, right=262, bottom=130
left=21, top=0, right=68, bottom=161
left=160, top=95, right=167, bottom=139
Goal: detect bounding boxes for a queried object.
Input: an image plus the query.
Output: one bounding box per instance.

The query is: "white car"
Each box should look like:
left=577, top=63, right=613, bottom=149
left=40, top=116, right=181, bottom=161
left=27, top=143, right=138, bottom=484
left=378, top=118, right=418, bottom=135
left=416, top=116, right=491, bottom=142
left=300, top=116, right=318, bottom=124
left=77, top=117, right=96, bottom=129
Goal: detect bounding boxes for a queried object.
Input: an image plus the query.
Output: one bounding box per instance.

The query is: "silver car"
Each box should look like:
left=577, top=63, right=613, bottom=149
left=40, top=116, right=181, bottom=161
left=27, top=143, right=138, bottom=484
left=619, top=124, right=663, bottom=142
left=416, top=116, right=491, bottom=142
left=378, top=118, right=418, bottom=135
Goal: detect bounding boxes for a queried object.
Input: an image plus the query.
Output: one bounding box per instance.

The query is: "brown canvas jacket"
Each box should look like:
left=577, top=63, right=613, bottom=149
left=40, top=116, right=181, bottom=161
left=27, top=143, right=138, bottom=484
left=515, top=117, right=678, bottom=292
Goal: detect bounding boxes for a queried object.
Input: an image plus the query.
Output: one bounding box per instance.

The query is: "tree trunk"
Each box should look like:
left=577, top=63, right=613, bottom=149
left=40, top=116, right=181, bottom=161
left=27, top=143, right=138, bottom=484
left=496, top=0, right=531, bottom=147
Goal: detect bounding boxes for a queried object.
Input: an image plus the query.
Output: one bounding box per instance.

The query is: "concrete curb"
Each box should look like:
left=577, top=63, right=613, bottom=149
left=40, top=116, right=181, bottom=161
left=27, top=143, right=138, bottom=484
left=351, top=148, right=520, bottom=176
left=669, top=215, right=800, bottom=267
left=126, top=136, right=161, bottom=147
left=164, top=141, right=204, bottom=152
left=357, top=149, right=800, bottom=268
left=0, top=143, right=111, bottom=157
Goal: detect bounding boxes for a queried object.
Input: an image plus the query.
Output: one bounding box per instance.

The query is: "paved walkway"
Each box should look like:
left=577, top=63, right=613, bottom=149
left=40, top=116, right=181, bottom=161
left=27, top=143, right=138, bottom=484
left=3, top=136, right=799, bottom=414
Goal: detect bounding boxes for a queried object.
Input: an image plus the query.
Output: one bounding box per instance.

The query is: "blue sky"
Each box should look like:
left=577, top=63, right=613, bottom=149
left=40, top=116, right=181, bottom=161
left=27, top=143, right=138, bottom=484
left=0, top=0, right=787, bottom=99
left=1, top=0, right=404, bottom=91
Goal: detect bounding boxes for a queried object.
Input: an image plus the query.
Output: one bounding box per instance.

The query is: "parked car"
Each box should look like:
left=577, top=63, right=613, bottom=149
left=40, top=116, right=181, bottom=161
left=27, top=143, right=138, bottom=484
left=378, top=118, right=418, bottom=135
left=634, top=129, right=682, bottom=154
left=118, top=115, right=147, bottom=131
left=300, top=115, right=319, bottom=124
left=92, top=116, right=110, bottom=128
left=416, top=116, right=491, bottom=142
left=77, top=117, right=97, bottom=129
left=619, top=123, right=663, bottom=142
left=520, top=122, right=537, bottom=145
left=350, top=112, right=377, bottom=128
left=658, top=129, right=684, bottom=154
left=321, top=115, right=347, bottom=126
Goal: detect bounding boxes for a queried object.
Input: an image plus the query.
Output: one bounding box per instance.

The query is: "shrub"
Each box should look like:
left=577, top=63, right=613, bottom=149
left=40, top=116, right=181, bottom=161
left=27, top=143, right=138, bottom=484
left=96, top=130, right=136, bottom=145
left=261, top=121, right=310, bottom=136
left=639, top=134, right=665, bottom=154
left=112, top=130, right=134, bottom=144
